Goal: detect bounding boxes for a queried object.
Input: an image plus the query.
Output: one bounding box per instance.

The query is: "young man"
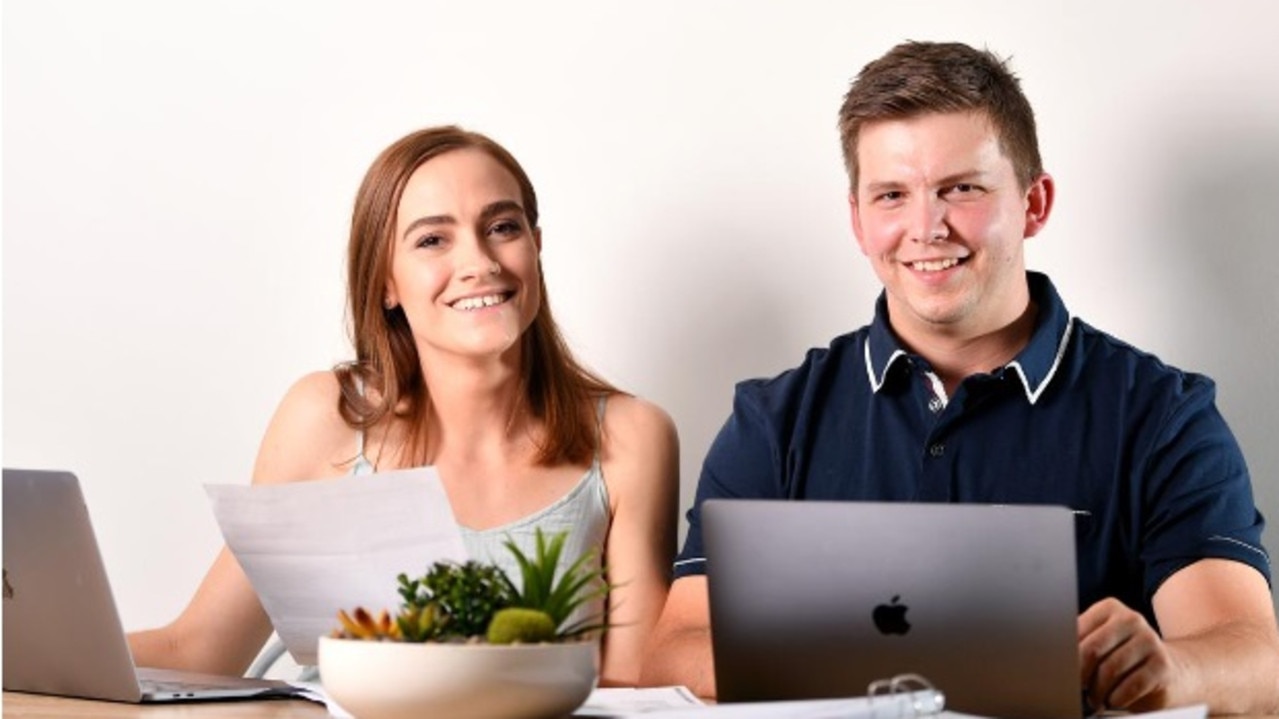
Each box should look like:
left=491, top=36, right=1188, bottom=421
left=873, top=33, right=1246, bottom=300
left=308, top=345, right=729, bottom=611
left=640, top=41, right=1279, bottom=714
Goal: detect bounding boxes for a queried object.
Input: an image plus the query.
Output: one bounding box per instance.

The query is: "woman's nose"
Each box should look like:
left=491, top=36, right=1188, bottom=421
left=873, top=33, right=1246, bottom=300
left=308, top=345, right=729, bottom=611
left=456, top=237, right=500, bottom=280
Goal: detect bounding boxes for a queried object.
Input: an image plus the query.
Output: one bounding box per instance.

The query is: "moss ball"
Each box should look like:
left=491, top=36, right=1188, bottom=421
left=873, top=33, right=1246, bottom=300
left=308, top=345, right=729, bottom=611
left=486, top=608, right=556, bottom=644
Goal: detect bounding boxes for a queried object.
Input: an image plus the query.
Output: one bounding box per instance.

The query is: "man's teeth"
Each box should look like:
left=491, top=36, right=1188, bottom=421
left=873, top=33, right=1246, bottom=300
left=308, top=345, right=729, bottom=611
left=452, top=294, right=507, bottom=311
left=911, top=258, right=961, bottom=272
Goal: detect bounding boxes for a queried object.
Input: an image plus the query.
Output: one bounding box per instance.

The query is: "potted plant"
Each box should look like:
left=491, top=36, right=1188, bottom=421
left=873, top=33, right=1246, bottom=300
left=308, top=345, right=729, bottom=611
left=317, top=529, right=607, bottom=719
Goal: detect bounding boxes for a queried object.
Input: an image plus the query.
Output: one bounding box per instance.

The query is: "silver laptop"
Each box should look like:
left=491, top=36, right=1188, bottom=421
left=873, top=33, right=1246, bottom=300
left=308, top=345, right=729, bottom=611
left=2, top=468, right=303, bottom=703
left=704, top=499, right=1082, bottom=719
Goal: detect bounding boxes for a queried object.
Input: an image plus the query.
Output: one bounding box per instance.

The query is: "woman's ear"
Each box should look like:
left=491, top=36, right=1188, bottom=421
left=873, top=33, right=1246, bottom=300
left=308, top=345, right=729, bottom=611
left=534, top=227, right=543, bottom=252
left=384, top=281, right=399, bottom=310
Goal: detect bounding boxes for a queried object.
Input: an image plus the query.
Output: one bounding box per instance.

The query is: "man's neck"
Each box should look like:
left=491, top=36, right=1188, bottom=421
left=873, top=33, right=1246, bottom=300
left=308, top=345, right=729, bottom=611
left=896, top=301, right=1039, bottom=398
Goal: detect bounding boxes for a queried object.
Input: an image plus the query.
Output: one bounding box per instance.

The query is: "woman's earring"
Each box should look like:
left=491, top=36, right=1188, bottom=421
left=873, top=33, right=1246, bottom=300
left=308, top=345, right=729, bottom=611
left=384, top=297, right=396, bottom=310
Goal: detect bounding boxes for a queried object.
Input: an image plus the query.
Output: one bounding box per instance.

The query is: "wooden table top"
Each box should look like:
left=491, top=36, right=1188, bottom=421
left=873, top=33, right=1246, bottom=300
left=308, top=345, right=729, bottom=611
left=2, top=691, right=329, bottom=718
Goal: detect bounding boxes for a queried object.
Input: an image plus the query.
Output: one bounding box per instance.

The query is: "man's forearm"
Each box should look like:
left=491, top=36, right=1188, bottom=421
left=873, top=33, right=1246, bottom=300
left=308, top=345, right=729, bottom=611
left=639, top=627, right=717, bottom=699
left=1167, top=619, right=1279, bottom=715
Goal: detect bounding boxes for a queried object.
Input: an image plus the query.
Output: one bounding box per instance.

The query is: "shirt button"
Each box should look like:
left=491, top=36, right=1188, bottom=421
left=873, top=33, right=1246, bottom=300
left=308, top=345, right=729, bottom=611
left=928, top=443, right=945, bottom=458
left=927, top=397, right=943, bottom=413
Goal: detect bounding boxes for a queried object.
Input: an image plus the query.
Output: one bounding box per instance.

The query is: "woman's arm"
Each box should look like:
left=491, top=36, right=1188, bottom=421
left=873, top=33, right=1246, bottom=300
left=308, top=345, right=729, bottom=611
left=128, top=371, right=355, bottom=674
left=596, top=394, right=680, bottom=686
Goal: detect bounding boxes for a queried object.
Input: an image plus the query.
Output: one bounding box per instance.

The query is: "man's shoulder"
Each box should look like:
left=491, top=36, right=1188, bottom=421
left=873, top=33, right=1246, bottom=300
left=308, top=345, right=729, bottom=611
left=733, top=327, right=870, bottom=407
left=1069, top=319, right=1216, bottom=396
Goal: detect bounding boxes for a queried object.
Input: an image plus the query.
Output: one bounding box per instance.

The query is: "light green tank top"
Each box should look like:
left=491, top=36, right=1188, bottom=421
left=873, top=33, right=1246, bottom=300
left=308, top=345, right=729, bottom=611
left=349, top=398, right=612, bottom=634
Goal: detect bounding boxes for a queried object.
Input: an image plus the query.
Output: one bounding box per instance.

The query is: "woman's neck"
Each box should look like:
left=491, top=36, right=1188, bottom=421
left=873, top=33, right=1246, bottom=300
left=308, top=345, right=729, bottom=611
left=418, top=352, right=532, bottom=465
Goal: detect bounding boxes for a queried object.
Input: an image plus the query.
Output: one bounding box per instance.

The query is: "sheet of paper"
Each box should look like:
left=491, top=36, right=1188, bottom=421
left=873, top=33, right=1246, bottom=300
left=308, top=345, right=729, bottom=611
left=206, top=467, right=467, bottom=665
left=598, top=690, right=941, bottom=716
left=574, top=686, right=705, bottom=715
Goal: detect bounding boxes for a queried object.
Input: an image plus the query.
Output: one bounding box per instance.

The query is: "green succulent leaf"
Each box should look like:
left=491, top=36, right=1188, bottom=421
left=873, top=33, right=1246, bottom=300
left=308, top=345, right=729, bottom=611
left=502, top=528, right=611, bottom=638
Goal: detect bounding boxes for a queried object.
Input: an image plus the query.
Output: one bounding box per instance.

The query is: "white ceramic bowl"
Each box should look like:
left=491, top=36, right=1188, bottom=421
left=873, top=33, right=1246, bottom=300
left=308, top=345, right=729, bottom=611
left=318, top=636, right=598, bottom=719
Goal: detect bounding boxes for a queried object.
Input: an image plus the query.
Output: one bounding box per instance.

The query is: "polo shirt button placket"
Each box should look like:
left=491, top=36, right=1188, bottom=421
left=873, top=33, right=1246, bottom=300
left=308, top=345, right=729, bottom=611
left=927, top=397, right=944, bottom=414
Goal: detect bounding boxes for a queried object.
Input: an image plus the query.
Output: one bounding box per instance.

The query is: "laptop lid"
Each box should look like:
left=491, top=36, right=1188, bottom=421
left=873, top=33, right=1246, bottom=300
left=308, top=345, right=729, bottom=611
left=704, top=499, right=1081, bottom=719
left=2, top=468, right=296, bottom=703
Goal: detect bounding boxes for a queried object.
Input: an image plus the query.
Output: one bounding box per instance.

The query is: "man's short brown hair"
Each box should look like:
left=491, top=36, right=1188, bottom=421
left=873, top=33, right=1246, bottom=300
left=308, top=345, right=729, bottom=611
left=839, top=41, right=1043, bottom=191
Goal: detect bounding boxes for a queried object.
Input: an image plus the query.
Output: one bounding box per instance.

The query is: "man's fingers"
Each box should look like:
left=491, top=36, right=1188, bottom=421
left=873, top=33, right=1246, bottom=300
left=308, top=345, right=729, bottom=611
left=1078, top=603, right=1173, bottom=711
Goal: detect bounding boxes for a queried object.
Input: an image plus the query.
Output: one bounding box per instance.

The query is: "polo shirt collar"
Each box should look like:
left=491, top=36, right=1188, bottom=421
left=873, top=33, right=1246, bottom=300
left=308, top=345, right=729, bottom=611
left=863, top=271, right=1074, bottom=404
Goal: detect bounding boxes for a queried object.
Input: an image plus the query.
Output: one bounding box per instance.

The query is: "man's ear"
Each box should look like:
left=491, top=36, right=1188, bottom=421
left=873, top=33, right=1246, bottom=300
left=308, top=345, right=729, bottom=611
left=1023, top=173, right=1055, bottom=239
left=849, top=192, right=870, bottom=255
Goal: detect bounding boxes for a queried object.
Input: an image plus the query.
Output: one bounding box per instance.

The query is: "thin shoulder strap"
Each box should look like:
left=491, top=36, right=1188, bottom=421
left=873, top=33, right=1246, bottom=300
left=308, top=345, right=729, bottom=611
left=593, top=394, right=608, bottom=464
left=353, top=374, right=368, bottom=461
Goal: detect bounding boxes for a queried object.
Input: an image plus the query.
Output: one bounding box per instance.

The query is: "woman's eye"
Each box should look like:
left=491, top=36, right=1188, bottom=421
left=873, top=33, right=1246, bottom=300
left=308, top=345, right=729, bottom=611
left=415, top=234, right=444, bottom=249
left=488, top=220, right=522, bottom=238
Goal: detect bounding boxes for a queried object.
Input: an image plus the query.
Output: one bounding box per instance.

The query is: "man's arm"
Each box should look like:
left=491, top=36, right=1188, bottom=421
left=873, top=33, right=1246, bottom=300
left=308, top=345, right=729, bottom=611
left=1079, top=558, right=1279, bottom=714
left=639, top=576, right=716, bottom=698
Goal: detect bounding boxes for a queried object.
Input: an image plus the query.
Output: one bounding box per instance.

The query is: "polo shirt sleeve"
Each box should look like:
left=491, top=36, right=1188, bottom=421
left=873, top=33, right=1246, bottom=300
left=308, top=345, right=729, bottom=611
left=672, top=379, right=788, bottom=579
left=1140, top=374, right=1270, bottom=601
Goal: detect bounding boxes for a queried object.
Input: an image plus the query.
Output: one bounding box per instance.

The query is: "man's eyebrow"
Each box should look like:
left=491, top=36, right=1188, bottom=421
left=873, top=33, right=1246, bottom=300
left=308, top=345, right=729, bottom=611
left=936, top=170, right=987, bottom=186
left=862, top=171, right=988, bottom=196
left=862, top=180, right=906, bottom=196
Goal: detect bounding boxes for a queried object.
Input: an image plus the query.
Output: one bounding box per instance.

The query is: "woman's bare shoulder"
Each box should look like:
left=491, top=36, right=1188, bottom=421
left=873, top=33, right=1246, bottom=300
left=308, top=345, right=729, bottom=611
left=252, top=370, right=357, bottom=484
left=599, top=393, right=679, bottom=476
left=602, top=393, right=676, bottom=441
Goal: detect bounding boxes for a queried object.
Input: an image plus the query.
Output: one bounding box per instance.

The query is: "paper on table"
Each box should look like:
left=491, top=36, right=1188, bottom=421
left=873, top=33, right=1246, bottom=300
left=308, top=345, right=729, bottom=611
left=612, top=689, right=941, bottom=719
left=574, top=686, right=705, bottom=715
left=206, top=467, right=467, bottom=665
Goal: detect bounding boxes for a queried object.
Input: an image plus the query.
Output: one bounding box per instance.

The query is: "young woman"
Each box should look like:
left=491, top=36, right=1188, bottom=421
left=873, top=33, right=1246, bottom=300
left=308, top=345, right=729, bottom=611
left=128, top=126, right=679, bottom=687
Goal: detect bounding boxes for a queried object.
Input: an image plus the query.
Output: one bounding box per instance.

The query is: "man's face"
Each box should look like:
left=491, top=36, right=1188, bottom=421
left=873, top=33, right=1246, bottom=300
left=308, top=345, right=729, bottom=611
left=849, top=111, right=1051, bottom=346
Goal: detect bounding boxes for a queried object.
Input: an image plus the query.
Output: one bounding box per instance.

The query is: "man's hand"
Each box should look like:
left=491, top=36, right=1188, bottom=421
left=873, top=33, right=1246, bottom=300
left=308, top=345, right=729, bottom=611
left=1079, top=560, right=1279, bottom=715
left=1078, top=597, right=1180, bottom=712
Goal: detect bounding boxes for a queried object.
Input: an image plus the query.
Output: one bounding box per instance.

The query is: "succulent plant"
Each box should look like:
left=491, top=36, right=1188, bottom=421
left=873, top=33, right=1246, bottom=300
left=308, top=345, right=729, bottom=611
left=331, top=528, right=610, bottom=645
left=335, top=607, right=401, bottom=640
left=397, top=561, right=514, bottom=640
left=499, top=528, right=609, bottom=639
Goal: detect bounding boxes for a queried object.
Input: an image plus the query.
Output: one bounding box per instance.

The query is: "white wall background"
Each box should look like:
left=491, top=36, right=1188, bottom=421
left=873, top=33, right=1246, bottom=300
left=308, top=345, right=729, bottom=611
left=5, top=0, right=1279, bottom=630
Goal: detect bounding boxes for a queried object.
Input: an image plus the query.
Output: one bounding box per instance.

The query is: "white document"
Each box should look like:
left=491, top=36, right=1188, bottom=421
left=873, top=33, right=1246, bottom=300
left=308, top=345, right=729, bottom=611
left=206, top=467, right=467, bottom=665
left=574, top=686, right=705, bottom=715
left=610, top=689, right=941, bottom=719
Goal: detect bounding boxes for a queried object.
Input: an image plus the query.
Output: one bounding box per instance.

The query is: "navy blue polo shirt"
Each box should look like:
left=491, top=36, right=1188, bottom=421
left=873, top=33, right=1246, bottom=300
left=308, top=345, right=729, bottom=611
left=675, top=272, right=1269, bottom=627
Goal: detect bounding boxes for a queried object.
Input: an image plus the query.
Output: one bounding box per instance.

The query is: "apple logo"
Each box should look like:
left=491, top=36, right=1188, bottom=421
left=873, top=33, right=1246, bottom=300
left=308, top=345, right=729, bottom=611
left=872, top=595, right=910, bottom=635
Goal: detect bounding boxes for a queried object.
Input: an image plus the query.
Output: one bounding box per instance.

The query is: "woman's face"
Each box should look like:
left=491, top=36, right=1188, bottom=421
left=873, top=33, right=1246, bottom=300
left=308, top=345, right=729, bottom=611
left=386, top=147, right=542, bottom=366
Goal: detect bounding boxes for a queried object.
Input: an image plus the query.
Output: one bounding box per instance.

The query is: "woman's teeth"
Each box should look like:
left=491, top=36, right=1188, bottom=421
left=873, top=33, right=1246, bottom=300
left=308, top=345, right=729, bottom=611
left=452, top=294, right=507, bottom=311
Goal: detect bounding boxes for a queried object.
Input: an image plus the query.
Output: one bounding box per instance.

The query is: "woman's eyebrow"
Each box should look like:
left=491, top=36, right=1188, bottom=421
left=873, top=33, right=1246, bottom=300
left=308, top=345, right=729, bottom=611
left=400, top=200, right=525, bottom=242
left=477, top=200, right=525, bottom=225
left=401, top=213, right=454, bottom=242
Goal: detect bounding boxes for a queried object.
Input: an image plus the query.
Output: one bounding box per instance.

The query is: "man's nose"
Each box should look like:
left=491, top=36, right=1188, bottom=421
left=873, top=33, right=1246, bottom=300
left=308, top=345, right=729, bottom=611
left=910, top=195, right=949, bottom=244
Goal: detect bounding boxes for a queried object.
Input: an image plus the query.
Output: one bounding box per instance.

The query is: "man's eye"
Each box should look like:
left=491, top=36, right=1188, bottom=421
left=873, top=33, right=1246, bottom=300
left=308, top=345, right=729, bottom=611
left=947, top=183, right=979, bottom=196
left=877, top=191, right=904, bottom=203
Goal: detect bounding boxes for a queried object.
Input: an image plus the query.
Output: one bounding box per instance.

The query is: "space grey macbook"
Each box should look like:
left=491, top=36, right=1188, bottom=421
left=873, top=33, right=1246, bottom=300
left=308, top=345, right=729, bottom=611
left=704, top=499, right=1081, bottom=719
left=2, top=468, right=302, bottom=703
